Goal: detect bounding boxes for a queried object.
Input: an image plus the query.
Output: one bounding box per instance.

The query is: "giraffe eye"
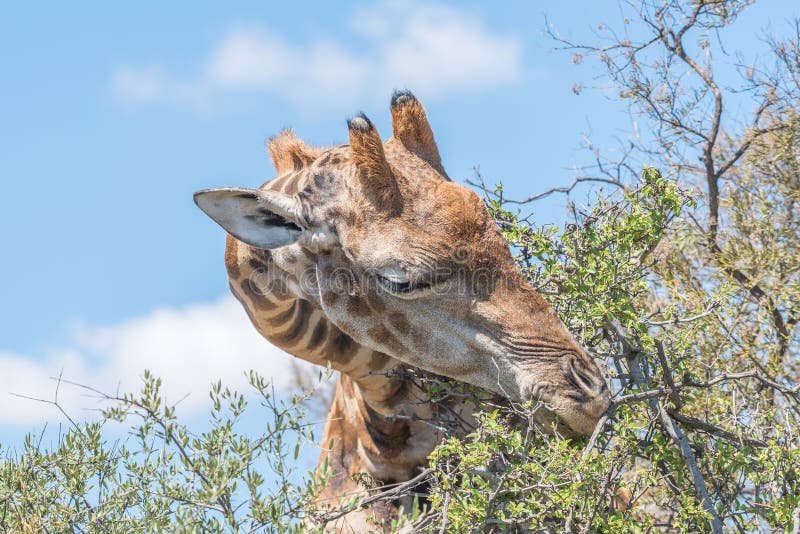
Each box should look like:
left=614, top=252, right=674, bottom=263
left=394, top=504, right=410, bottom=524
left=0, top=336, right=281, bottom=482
left=375, top=269, right=430, bottom=294
left=377, top=275, right=414, bottom=293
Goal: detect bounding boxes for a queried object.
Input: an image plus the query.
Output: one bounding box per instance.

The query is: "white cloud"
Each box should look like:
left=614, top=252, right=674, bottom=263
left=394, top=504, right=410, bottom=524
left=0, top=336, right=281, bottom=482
left=110, top=1, right=522, bottom=110
left=111, top=66, right=166, bottom=102
left=360, top=2, right=521, bottom=96
left=0, top=296, right=319, bottom=428
left=206, top=31, right=301, bottom=88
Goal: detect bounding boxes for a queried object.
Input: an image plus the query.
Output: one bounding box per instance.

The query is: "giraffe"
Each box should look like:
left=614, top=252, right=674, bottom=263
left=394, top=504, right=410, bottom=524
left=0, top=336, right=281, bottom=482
left=194, top=91, right=612, bottom=531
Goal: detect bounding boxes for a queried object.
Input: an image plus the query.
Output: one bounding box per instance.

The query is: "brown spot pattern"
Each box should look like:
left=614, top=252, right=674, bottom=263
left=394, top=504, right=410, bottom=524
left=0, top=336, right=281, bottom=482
left=387, top=312, right=410, bottom=335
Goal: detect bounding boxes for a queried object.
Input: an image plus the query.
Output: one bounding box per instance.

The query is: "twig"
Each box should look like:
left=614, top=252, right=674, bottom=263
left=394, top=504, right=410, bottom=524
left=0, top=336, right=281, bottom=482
left=647, top=309, right=715, bottom=326
left=668, top=412, right=766, bottom=449
left=614, top=371, right=800, bottom=406
left=582, top=413, right=611, bottom=459
left=437, top=489, right=450, bottom=534
left=10, top=371, right=79, bottom=431
left=315, top=468, right=434, bottom=524
left=655, top=340, right=682, bottom=410
left=467, top=176, right=624, bottom=205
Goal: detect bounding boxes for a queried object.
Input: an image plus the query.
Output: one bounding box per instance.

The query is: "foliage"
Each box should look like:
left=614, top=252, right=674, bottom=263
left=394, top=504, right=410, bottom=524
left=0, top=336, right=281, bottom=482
left=0, top=371, right=328, bottom=533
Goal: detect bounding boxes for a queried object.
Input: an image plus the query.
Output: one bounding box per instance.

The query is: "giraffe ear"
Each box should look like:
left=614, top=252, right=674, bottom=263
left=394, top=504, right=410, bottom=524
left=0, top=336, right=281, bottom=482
left=267, top=130, right=321, bottom=175
left=194, top=187, right=304, bottom=249
left=390, top=90, right=448, bottom=179
left=348, top=113, right=397, bottom=211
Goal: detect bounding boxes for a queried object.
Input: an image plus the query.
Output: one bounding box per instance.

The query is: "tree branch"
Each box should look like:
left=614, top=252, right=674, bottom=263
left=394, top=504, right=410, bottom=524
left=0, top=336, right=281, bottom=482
left=607, top=319, right=723, bottom=534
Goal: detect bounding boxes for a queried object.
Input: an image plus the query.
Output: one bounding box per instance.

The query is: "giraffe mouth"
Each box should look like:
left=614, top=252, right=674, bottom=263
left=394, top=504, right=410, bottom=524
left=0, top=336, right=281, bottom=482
left=525, top=388, right=610, bottom=438
left=527, top=402, right=577, bottom=437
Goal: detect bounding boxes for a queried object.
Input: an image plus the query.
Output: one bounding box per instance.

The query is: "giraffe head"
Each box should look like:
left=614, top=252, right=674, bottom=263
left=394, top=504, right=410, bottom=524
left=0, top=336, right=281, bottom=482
left=195, top=91, right=611, bottom=436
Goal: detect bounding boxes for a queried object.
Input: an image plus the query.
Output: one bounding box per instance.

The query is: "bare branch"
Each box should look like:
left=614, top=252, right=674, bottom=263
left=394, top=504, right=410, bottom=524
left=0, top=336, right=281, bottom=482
left=315, top=468, right=434, bottom=524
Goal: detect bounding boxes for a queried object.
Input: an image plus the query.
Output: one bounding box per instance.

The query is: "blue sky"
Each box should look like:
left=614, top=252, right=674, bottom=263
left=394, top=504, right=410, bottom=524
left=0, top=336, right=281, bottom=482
left=0, top=1, right=791, bottom=439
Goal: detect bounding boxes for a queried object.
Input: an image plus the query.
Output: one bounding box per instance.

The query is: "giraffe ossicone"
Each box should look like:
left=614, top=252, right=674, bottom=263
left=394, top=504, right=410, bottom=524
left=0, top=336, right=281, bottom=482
left=195, top=90, right=612, bottom=530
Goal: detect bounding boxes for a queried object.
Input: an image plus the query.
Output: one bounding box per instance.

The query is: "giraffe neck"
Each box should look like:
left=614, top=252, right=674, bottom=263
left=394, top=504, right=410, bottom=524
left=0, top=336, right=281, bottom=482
left=316, top=373, right=456, bottom=531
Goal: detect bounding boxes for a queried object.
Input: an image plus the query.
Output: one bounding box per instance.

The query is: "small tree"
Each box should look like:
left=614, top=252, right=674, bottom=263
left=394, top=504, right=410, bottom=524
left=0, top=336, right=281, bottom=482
left=0, top=371, right=330, bottom=533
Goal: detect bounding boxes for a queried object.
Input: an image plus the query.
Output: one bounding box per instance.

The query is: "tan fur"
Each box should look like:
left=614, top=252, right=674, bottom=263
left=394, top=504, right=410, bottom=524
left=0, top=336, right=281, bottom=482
left=267, top=129, right=322, bottom=175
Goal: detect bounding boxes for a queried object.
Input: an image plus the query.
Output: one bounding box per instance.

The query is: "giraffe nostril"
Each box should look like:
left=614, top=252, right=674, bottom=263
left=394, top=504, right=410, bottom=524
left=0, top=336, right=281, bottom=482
left=570, top=358, right=603, bottom=397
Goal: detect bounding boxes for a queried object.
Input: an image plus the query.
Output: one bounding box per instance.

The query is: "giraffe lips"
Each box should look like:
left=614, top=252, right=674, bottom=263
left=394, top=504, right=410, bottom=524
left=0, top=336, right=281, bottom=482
left=560, top=397, right=612, bottom=436
left=527, top=404, right=578, bottom=437
left=526, top=393, right=610, bottom=438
